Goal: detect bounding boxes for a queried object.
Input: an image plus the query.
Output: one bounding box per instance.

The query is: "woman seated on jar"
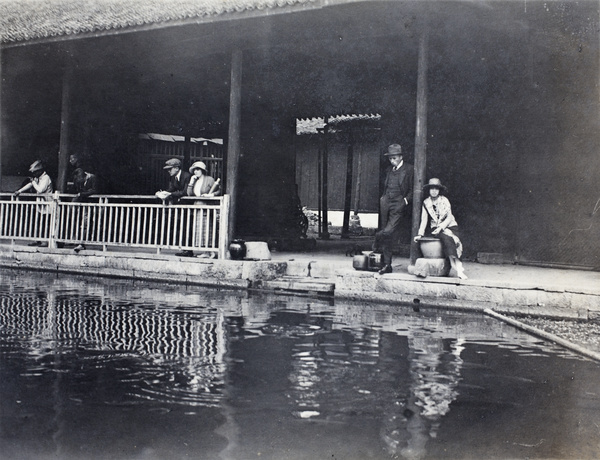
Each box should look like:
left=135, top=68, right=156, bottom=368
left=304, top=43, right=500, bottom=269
left=186, top=161, right=221, bottom=256
left=414, top=178, right=467, bottom=279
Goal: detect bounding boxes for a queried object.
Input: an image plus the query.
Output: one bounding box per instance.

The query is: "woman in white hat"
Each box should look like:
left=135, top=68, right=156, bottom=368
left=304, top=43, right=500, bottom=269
left=414, top=178, right=467, bottom=279
left=187, top=161, right=220, bottom=197
left=186, top=161, right=220, bottom=256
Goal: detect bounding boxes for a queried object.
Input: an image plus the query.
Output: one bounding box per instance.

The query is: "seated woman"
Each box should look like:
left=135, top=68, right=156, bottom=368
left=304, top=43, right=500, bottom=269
left=414, top=178, right=467, bottom=279
left=187, top=161, right=221, bottom=256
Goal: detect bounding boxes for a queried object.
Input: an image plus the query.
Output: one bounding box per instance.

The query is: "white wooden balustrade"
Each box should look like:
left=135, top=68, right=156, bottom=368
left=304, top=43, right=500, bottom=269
left=0, top=193, right=230, bottom=259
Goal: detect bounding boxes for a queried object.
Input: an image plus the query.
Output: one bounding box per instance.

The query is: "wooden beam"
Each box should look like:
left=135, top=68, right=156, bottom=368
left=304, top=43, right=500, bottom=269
left=57, top=65, right=73, bottom=193
left=226, top=49, right=243, bottom=249
left=317, top=142, right=322, bottom=236
left=410, top=32, right=429, bottom=265
left=183, top=136, right=191, bottom=170
left=321, top=118, right=330, bottom=239
left=0, top=45, right=2, bottom=192
left=341, top=128, right=354, bottom=238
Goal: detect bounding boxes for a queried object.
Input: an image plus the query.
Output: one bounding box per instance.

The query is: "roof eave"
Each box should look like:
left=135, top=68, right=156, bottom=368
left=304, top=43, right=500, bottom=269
left=1, top=0, right=330, bottom=49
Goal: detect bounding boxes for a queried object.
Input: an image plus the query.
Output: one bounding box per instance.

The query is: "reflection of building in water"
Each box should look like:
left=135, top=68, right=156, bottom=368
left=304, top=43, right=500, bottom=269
left=0, top=291, right=227, bottom=404
left=393, top=332, right=464, bottom=460
left=265, top=303, right=488, bottom=459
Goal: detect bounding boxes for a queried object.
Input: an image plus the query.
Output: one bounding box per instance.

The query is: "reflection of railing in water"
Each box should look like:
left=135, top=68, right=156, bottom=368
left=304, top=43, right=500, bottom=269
left=0, top=293, right=226, bottom=363
left=0, top=193, right=230, bottom=258
left=0, top=290, right=228, bottom=406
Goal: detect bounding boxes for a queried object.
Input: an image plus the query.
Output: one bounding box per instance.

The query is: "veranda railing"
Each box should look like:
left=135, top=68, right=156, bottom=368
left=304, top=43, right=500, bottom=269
left=0, top=193, right=230, bottom=259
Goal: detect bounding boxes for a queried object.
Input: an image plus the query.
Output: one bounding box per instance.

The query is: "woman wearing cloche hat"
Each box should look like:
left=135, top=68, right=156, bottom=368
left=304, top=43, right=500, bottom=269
left=187, top=161, right=220, bottom=198
left=186, top=161, right=221, bottom=257
left=414, top=178, right=467, bottom=279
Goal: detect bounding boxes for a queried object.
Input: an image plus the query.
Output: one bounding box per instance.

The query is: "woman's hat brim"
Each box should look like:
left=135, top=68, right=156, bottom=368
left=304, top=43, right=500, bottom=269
left=423, top=183, right=447, bottom=192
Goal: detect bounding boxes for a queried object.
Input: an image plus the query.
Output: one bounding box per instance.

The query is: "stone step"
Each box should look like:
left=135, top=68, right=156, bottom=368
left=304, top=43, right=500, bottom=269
left=261, top=276, right=335, bottom=296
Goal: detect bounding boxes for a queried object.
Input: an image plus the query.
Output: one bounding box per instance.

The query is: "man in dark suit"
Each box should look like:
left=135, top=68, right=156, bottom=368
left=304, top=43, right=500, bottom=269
left=156, top=158, right=191, bottom=204
left=72, top=167, right=100, bottom=252
left=155, top=158, right=193, bottom=256
left=373, top=144, right=414, bottom=275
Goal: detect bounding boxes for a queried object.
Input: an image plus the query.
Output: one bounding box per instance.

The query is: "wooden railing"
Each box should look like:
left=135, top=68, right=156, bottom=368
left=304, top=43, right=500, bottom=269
left=0, top=193, right=230, bottom=259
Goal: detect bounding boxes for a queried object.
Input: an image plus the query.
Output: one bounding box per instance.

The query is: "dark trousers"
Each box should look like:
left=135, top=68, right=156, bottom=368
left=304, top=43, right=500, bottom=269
left=373, top=194, right=407, bottom=265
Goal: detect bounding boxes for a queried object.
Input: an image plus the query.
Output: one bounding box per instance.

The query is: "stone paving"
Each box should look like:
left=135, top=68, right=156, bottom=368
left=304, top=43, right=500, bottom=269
left=270, top=250, right=600, bottom=318
left=1, top=241, right=599, bottom=319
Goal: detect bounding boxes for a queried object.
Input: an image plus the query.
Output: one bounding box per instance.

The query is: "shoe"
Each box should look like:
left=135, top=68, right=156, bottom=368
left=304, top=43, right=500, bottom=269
left=176, top=250, right=194, bottom=257
left=74, top=244, right=86, bottom=253
left=378, top=264, right=393, bottom=275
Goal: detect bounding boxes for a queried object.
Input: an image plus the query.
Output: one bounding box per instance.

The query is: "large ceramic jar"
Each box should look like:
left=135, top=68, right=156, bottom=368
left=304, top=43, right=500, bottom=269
left=229, top=239, right=247, bottom=260
left=419, top=237, right=444, bottom=258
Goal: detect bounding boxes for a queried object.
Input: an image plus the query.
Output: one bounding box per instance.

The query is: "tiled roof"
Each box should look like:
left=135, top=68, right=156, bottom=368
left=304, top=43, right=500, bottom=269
left=297, top=114, right=381, bottom=135
left=0, top=0, right=318, bottom=45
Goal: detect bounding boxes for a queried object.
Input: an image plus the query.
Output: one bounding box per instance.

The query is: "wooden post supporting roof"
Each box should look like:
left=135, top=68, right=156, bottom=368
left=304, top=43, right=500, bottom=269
left=226, top=49, right=243, bottom=250
left=341, top=128, right=354, bottom=238
left=410, top=32, right=429, bottom=265
left=0, top=45, right=2, bottom=192
left=57, top=65, right=73, bottom=193
left=321, top=118, right=330, bottom=239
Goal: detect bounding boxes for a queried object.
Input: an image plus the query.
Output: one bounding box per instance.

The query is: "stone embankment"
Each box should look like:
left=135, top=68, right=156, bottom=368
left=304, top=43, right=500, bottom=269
left=2, top=244, right=600, bottom=321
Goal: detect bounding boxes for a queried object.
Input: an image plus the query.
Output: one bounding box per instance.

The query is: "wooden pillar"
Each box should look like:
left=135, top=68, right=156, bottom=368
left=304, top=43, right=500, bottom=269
left=354, top=143, right=363, bottom=215
left=57, top=65, right=73, bottom=193
left=226, top=49, right=243, bottom=247
left=317, top=141, right=322, bottom=236
left=183, top=136, right=191, bottom=169
left=321, top=118, right=330, bottom=239
left=0, top=45, right=3, bottom=192
left=341, top=129, right=354, bottom=238
left=410, top=32, right=429, bottom=265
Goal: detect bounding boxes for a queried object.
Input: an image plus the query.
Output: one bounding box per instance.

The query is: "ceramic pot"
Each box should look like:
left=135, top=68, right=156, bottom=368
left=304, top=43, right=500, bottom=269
left=229, top=239, right=247, bottom=260
left=419, top=237, right=444, bottom=258
left=353, top=254, right=369, bottom=270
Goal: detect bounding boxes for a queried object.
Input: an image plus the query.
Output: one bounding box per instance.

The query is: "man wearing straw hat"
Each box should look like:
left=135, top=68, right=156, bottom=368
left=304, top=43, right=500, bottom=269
left=372, top=144, right=414, bottom=274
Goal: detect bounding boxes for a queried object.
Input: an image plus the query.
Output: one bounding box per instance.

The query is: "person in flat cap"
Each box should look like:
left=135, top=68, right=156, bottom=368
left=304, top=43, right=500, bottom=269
left=154, top=158, right=193, bottom=256
left=372, top=144, right=414, bottom=275
left=414, top=178, right=467, bottom=279
left=155, top=158, right=191, bottom=204
left=14, top=160, right=54, bottom=246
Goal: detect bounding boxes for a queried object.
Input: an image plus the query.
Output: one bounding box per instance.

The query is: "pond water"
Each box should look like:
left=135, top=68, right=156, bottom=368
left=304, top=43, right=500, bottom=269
left=1, top=269, right=599, bottom=460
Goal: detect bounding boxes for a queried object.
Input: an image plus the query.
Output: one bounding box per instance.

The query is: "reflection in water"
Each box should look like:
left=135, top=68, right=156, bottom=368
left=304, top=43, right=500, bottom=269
left=1, top=269, right=600, bottom=460
left=0, top=285, right=227, bottom=407
left=398, top=333, right=464, bottom=460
